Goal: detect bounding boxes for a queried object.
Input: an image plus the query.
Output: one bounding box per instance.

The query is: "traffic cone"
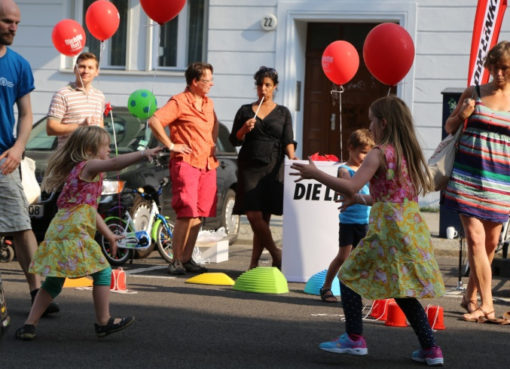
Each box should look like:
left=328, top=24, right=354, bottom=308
left=370, top=299, right=393, bottom=321
left=110, top=268, right=127, bottom=292
left=385, top=301, right=408, bottom=327
left=425, top=305, right=445, bottom=330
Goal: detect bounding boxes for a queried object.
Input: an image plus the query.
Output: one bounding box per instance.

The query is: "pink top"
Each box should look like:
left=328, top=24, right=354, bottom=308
left=57, top=161, right=104, bottom=209
left=369, top=144, right=417, bottom=203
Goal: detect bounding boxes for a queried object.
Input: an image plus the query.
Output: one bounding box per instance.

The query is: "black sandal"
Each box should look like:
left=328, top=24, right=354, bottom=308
left=320, top=287, right=338, bottom=303
left=95, top=316, right=135, bottom=338
left=15, top=324, right=36, bottom=341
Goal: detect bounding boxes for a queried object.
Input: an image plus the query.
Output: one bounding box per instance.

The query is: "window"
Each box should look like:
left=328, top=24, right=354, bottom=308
left=154, top=0, right=207, bottom=69
left=74, top=0, right=207, bottom=71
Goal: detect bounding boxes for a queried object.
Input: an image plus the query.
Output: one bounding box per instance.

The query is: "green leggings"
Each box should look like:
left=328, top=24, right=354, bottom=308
left=41, top=267, right=112, bottom=299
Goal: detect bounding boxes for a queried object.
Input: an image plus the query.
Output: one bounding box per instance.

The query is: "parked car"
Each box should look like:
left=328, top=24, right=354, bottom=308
left=25, top=107, right=240, bottom=247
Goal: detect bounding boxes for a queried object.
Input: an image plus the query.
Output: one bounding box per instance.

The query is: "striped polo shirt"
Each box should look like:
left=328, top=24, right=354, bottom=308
left=47, top=83, right=105, bottom=146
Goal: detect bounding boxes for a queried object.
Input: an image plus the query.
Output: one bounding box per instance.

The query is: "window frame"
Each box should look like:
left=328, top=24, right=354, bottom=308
left=151, top=5, right=189, bottom=70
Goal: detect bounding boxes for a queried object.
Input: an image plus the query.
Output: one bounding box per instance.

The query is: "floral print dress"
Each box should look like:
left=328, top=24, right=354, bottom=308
left=30, top=162, right=109, bottom=278
left=339, top=145, right=445, bottom=299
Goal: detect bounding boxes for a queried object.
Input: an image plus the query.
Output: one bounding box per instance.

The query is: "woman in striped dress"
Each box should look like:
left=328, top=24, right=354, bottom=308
left=444, top=41, right=510, bottom=323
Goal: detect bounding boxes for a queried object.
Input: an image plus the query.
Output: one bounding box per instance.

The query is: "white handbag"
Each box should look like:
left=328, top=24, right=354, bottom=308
left=20, top=157, right=41, bottom=204
left=427, top=125, right=463, bottom=191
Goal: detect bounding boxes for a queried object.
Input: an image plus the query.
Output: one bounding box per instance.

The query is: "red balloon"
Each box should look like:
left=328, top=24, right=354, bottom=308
left=321, top=41, right=359, bottom=85
left=140, top=0, right=186, bottom=25
left=85, top=0, right=120, bottom=41
left=52, top=19, right=86, bottom=57
left=363, top=23, right=415, bottom=86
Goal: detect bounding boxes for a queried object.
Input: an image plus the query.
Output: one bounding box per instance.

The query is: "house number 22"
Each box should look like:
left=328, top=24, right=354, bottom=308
left=261, top=14, right=277, bottom=31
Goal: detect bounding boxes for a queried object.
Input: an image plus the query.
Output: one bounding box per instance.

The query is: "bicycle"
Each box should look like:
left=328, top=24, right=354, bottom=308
left=98, top=178, right=175, bottom=266
left=0, top=236, right=15, bottom=263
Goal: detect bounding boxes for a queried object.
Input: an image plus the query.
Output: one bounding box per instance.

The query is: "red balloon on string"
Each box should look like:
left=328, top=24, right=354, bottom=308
left=363, top=23, right=415, bottom=86
left=140, top=0, right=186, bottom=25
left=85, top=0, right=120, bottom=41
left=321, top=41, right=359, bottom=85
left=52, top=19, right=86, bottom=56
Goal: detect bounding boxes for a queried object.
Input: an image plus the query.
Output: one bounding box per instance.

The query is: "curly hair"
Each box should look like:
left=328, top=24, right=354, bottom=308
left=253, top=66, right=279, bottom=86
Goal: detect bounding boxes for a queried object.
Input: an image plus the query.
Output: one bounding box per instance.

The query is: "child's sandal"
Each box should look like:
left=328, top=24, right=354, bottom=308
left=15, top=324, right=36, bottom=341
left=320, top=287, right=338, bottom=303
left=95, top=316, right=135, bottom=337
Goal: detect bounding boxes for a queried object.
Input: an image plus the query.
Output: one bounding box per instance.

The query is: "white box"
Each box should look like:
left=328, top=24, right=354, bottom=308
left=197, top=239, right=229, bottom=263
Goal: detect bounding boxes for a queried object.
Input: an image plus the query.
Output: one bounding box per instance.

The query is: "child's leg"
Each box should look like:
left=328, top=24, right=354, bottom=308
left=340, top=282, right=364, bottom=336
left=91, top=267, right=112, bottom=325
left=395, top=298, right=436, bottom=349
left=25, top=277, right=65, bottom=325
left=91, top=267, right=135, bottom=337
left=324, top=246, right=352, bottom=289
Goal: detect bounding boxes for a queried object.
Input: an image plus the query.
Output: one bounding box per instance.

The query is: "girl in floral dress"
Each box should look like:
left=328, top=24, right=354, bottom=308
left=291, top=96, right=445, bottom=367
left=16, top=126, right=162, bottom=340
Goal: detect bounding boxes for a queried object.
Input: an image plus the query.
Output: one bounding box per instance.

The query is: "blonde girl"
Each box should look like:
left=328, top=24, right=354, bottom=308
left=291, top=96, right=445, bottom=367
left=16, top=126, right=162, bottom=340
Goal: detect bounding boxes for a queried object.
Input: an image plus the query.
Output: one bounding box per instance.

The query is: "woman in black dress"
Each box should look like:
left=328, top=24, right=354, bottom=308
left=230, top=66, right=298, bottom=269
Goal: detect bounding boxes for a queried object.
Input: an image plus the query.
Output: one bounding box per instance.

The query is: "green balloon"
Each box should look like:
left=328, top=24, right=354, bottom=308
left=127, top=89, right=157, bottom=119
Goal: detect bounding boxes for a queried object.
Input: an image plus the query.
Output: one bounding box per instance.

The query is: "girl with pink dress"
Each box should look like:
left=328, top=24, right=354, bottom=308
left=291, top=96, right=445, bottom=367
left=16, top=126, right=162, bottom=340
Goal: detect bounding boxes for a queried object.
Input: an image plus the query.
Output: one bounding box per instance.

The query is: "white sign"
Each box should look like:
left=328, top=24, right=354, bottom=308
left=282, top=159, right=341, bottom=282
left=261, top=14, right=277, bottom=31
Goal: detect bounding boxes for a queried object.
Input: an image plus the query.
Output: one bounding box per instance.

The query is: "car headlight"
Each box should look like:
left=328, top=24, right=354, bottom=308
left=102, top=180, right=125, bottom=195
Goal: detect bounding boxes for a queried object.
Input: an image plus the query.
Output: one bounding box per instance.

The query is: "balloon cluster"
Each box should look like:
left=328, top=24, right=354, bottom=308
left=321, top=23, right=415, bottom=87
left=50, top=0, right=187, bottom=119
left=51, top=0, right=120, bottom=56
left=51, top=0, right=187, bottom=56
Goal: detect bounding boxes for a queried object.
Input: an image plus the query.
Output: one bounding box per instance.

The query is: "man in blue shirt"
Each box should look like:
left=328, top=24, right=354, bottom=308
left=0, top=0, right=58, bottom=315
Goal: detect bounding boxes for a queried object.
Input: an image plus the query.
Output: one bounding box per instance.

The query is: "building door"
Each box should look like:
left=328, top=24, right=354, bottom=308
left=303, top=22, right=396, bottom=160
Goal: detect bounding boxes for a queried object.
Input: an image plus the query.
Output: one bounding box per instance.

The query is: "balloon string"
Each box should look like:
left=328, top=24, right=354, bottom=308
left=338, top=88, right=343, bottom=162
left=109, top=110, right=118, bottom=156
left=330, top=87, right=344, bottom=162
left=387, top=87, right=391, bottom=96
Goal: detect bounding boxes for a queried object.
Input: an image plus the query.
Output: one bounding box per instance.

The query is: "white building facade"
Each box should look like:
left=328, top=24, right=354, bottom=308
left=13, top=1, right=510, bottom=191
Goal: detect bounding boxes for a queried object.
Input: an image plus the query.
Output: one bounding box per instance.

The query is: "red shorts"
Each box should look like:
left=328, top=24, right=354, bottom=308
left=170, top=159, right=217, bottom=218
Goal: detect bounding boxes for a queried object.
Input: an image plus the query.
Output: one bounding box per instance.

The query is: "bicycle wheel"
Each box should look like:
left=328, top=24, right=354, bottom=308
left=0, top=244, right=14, bottom=263
left=460, top=235, right=470, bottom=277
left=130, top=196, right=155, bottom=258
left=221, top=189, right=240, bottom=244
left=156, top=220, right=174, bottom=263
left=97, top=216, right=133, bottom=266
left=497, top=219, right=510, bottom=257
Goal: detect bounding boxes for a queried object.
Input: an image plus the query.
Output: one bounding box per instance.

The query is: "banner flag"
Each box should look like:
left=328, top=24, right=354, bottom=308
left=467, top=0, right=507, bottom=86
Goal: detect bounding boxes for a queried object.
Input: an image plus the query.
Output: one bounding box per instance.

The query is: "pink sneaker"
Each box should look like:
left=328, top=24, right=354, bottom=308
left=319, top=333, right=367, bottom=355
left=412, top=346, right=444, bottom=366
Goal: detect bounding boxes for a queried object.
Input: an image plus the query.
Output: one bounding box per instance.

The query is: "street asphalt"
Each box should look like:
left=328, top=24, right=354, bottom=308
left=0, top=213, right=509, bottom=369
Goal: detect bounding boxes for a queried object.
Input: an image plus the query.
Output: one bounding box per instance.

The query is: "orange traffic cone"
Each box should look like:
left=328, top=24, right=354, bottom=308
left=385, top=301, right=408, bottom=327
left=425, top=305, right=445, bottom=330
left=370, top=299, right=394, bottom=321
left=110, top=268, right=127, bottom=292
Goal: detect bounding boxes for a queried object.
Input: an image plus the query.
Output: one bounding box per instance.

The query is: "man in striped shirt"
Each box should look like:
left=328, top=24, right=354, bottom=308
left=46, top=52, right=105, bottom=147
